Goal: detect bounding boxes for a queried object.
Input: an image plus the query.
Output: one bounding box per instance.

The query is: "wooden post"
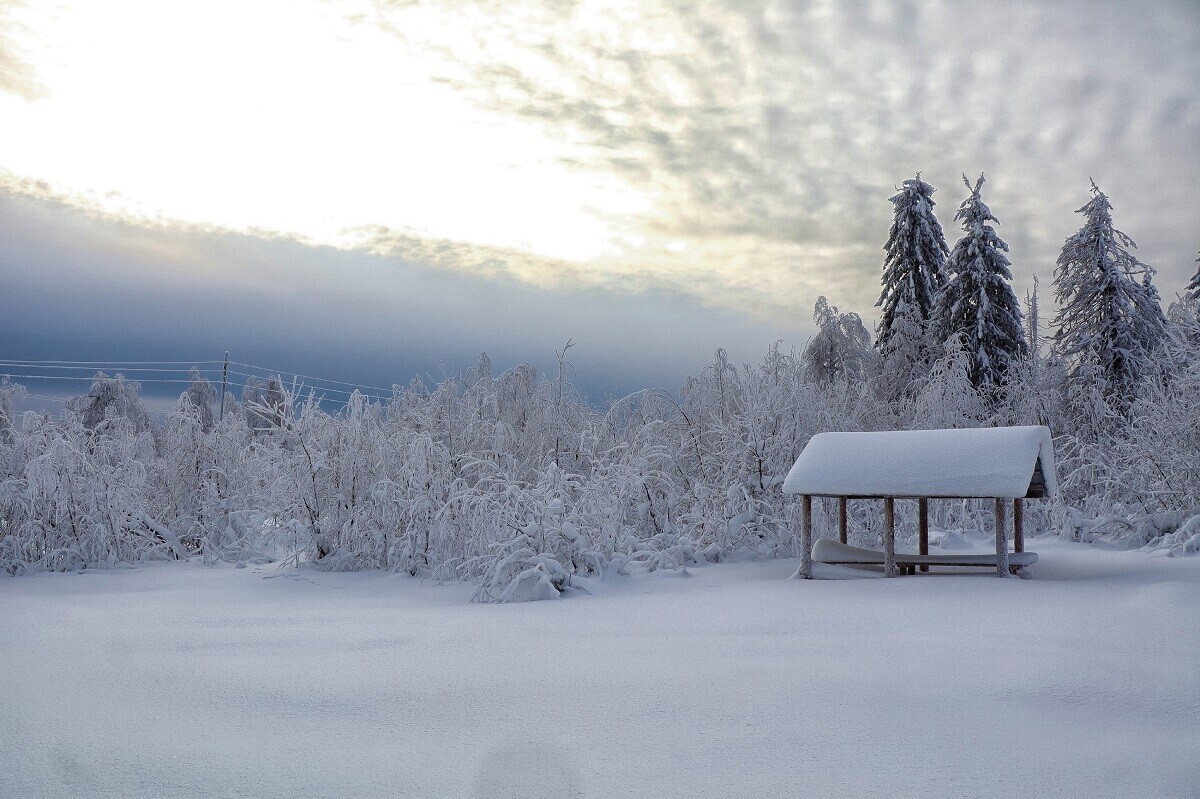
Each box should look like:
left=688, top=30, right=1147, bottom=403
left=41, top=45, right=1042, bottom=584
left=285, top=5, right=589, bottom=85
left=1013, top=498, right=1024, bottom=554
left=799, top=494, right=813, bottom=579
left=918, top=497, right=929, bottom=573
left=883, top=497, right=896, bottom=578
left=838, top=496, right=848, bottom=544
left=994, top=498, right=1009, bottom=578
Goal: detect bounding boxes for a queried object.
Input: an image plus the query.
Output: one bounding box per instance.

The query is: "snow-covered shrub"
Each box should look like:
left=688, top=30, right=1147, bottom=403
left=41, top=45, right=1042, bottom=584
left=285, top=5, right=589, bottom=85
left=472, top=535, right=573, bottom=603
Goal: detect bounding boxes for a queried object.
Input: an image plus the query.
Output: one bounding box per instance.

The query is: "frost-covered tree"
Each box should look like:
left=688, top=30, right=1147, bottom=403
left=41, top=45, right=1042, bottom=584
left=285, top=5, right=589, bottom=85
left=1187, top=251, right=1200, bottom=300
left=243, top=375, right=290, bottom=432
left=937, top=174, right=1027, bottom=390
left=0, top=377, right=26, bottom=444
left=66, top=372, right=150, bottom=433
left=802, top=297, right=876, bottom=384
left=909, top=337, right=988, bottom=429
left=1051, top=180, right=1168, bottom=401
left=877, top=174, right=949, bottom=357
left=178, top=367, right=216, bottom=432
left=878, top=295, right=932, bottom=400
left=1025, top=276, right=1043, bottom=369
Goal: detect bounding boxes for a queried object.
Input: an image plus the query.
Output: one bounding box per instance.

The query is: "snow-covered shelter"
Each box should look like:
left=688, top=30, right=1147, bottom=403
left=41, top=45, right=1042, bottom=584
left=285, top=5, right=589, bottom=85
left=782, top=426, right=1057, bottom=578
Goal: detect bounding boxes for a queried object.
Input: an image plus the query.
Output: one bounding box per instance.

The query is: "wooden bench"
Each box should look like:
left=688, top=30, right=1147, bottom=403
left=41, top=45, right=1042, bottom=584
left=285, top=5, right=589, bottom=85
left=812, top=538, right=1038, bottom=576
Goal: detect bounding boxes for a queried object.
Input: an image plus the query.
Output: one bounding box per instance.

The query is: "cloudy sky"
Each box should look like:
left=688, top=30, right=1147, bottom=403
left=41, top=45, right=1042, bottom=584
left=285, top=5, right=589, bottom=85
left=1, top=0, right=1197, bottom=405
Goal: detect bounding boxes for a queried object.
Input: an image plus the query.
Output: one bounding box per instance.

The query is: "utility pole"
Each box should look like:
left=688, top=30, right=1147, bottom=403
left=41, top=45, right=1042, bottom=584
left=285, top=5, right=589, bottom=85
left=219, top=351, right=229, bottom=421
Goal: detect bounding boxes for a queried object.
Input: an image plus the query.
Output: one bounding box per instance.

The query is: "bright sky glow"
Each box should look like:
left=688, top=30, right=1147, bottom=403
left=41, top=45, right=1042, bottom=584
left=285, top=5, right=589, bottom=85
left=0, top=0, right=654, bottom=263
left=0, top=0, right=1197, bottom=325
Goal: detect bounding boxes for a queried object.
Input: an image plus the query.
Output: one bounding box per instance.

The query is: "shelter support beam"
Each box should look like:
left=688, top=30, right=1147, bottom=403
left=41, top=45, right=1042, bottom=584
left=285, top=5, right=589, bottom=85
left=838, top=497, right=848, bottom=545
left=918, top=498, right=929, bottom=573
left=1013, top=499, right=1024, bottom=553
left=884, top=497, right=896, bottom=578
left=995, top=498, right=1009, bottom=578
left=799, top=494, right=813, bottom=579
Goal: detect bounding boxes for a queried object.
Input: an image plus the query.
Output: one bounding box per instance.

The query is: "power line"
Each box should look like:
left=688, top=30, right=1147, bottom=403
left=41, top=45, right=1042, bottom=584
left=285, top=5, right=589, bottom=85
left=1, top=371, right=383, bottom=401
left=0, top=362, right=223, bottom=376
left=225, top=370, right=390, bottom=399
left=23, top=394, right=69, bottom=404
left=0, top=359, right=223, bottom=366
left=2, top=356, right=397, bottom=403
left=0, top=374, right=203, bottom=384
left=230, top=361, right=395, bottom=394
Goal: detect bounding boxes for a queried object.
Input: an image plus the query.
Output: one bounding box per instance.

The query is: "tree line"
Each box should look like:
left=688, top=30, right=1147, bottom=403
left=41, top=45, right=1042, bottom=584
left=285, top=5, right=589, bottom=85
left=1, top=177, right=1198, bottom=598
left=874, top=174, right=1181, bottom=406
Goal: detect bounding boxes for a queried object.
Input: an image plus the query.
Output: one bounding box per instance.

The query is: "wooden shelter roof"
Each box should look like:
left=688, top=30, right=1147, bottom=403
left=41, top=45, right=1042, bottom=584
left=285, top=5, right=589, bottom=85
left=782, top=425, right=1057, bottom=500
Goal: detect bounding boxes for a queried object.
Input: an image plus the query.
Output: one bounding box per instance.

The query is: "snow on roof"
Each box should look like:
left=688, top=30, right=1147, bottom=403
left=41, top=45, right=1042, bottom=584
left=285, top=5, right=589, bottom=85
left=782, top=425, right=1057, bottom=499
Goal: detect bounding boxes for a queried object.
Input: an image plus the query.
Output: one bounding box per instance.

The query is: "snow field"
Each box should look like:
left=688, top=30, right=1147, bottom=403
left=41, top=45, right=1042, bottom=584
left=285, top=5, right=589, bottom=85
left=2, top=539, right=1198, bottom=799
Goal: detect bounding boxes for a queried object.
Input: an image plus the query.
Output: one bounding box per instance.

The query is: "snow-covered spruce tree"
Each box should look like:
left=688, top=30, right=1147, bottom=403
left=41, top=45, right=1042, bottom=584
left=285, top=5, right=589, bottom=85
left=1168, top=294, right=1200, bottom=353
left=878, top=176, right=949, bottom=330
left=936, top=174, right=1028, bottom=391
left=1051, top=180, right=1168, bottom=403
left=876, top=174, right=949, bottom=396
left=803, top=297, right=877, bottom=384
left=1172, top=252, right=1200, bottom=355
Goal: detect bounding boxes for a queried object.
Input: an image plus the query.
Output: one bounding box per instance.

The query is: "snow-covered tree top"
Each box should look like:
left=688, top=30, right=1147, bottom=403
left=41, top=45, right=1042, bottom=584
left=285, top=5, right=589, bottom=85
left=782, top=425, right=1057, bottom=499
left=876, top=173, right=949, bottom=337
left=952, top=174, right=1004, bottom=248
left=937, top=173, right=1027, bottom=389
left=1060, top=179, right=1154, bottom=283
left=1051, top=180, right=1167, bottom=398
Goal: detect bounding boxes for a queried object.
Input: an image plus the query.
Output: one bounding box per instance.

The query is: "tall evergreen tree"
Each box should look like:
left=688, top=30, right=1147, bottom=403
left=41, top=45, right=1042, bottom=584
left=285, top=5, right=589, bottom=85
left=1187, top=251, right=1200, bottom=300
left=876, top=174, right=949, bottom=355
left=1051, top=180, right=1168, bottom=400
left=937, top=174, right=1027, bottom=390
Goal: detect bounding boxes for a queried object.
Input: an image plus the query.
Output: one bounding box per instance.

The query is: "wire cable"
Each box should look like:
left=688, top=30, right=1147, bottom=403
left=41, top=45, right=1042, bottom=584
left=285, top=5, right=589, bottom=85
left=0, top=362, right=223, bottom=376
left=0, top=374, right=203, bottom=384
left=2, top=358, right=395, bottom=394
left=2, top=359, right=395, bottom=404
left=23, top=394, right=69, bottom=404
left=230, top=361, right=395, bottom=394
left=0, top=359, right=223, bottom=366
left=224, top=371, right=386, bottom=400
left=0, top=371, right=380, bottom=401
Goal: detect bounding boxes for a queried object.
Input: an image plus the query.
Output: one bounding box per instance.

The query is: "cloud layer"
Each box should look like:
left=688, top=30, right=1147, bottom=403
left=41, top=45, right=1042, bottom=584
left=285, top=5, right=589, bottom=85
left=372, top=0, right=1200, bottom=312
left=1, top=188, right=792, bottom=403
left=0, top=0, right=1197, bottom=401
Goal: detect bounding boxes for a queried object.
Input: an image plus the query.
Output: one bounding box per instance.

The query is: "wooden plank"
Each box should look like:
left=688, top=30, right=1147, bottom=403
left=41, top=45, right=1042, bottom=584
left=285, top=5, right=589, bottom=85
left=821, top=557, right=1037, bottom=568
left=838, top=496, right=848, bottom=544
left=1013, top=498, right=1024, bottom=553
left=918, top=497, right=929, bottom=573
left=815, top=538, right=1039, bottom=569
left=800, top=494, right=813, bottom=579
left=994, top=498, right=1009, bottom=578
left=884, top=497, right=896, bottom=578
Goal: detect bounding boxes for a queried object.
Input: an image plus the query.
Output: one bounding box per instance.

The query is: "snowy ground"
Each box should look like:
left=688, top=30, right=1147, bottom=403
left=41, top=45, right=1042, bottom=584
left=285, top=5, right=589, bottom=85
left=3, top=539, right=1198, bottom=799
